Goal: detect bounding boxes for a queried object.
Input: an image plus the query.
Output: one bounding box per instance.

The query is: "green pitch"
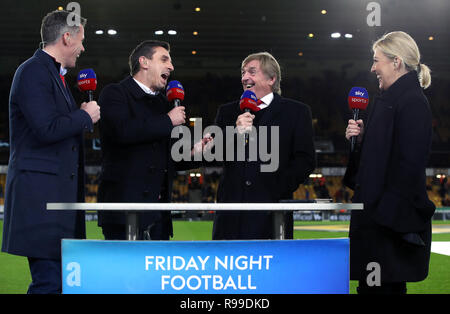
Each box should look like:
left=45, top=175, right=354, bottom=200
left=1, top=220, right=449, bottom=294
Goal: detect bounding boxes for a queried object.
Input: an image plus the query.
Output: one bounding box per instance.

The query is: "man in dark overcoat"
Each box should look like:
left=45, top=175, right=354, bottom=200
left=97, top=40, right=193, bottom=240
left=2, top=10, right=100, bottom=293
left=212, top=52, right=316, bottom=240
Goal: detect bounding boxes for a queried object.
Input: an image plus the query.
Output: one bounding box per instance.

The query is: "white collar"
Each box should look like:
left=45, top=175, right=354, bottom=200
left=60, top=66, right=67, bottom=76
left=258, top=92, right=273, bottom=109
left=133, top=78, right=158, bottom=95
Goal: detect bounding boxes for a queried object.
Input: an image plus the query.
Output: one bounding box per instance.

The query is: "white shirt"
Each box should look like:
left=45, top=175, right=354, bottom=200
left=133, top=78, right=158, bottom=95
left=60, top=67, right=67, bottom=76
left=258, top=92, right=273, bottom=110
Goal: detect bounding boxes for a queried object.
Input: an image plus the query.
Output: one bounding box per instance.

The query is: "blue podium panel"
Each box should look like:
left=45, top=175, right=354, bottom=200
left=62, top=239, right=349, bottom=294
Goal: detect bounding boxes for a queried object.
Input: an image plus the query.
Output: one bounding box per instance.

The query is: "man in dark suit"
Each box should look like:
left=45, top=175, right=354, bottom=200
left=212, top=52, right=316, bottom=240
left=1, top=10, right=100, bottom=294
left=97, top=40, right=196, bottom=240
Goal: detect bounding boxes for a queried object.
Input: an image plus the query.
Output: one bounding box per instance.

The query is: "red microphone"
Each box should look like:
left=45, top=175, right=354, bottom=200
left=77, top=68, right=97, bottom=101
left=166, top=80, right=185, bottom=107
left=239, top=90, right=260, bottom=113
left=348, top=87, right=369, bottom=111
left=348, top=87, right=369, bottom=152
left=239, top=90, right=259, bottom=146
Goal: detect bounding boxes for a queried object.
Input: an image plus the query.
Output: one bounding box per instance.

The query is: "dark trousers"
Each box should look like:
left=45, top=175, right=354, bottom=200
left=102, top=223, right=170, bottom=240
left=101, top=224, right=142, bottom=240
left=27, top=257, right=61, bottom=294
left=357, top=280, right=407, bottom=294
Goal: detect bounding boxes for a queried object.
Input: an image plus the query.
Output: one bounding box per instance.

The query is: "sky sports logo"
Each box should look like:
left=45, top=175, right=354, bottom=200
left=350, top=97, right=367, bottom=102
left=354, top=90, right=365, bottom=97
left=77, top=69, right=96, bottom=80
left=348, top=87, right=369, bottom=111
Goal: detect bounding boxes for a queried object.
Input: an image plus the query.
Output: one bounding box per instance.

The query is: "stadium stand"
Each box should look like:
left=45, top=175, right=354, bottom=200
left=0, top=72, right=448, bottom=210
left=34, top=171, right=445, bottom=209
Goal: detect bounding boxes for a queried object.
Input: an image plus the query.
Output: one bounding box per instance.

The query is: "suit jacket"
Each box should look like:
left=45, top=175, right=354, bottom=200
left=212, top=93, right=316, bottom=239
left=344, top=71, right=436, bottom=282
left=1, top=49, right=91, bottom=259
left=97, top=76, right=176, bottom=239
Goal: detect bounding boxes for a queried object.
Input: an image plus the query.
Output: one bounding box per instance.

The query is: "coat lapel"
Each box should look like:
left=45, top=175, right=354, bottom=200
left=48, top=66, right=76, bottom=112
left=35, top=49, right=75, bottom=111
left=257, top=93, right=283, bottom=126
left=67, top=86, right=79, bottom=111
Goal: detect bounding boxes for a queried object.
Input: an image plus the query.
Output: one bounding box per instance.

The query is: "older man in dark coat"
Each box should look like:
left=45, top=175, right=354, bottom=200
left=212, top=52, right=316, bottom=240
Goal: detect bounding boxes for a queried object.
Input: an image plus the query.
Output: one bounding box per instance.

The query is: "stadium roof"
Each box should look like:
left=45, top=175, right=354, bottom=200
left=1, top=0, right=449, bottom=78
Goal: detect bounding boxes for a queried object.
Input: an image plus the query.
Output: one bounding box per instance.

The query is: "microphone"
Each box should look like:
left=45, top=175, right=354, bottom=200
left=166, top=80, right=185, bottom=107
left=348, top=87, right=369, bottom=152
left=239, top=90, right=260, bottom=113
left=77, top=68, right=97, bottom=101
left=239, top=90, right=259, bottom=146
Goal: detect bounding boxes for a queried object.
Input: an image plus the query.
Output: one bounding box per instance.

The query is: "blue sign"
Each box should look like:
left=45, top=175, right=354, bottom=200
left=62, top=239, right=349, bottom=294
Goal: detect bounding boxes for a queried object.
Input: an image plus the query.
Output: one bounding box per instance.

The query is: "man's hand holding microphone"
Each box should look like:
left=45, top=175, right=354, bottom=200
left=78, top=69, right=100, bottom=124
left=237, top=90, right=259, bottom=135
left=80, top=101, right=100, bottom=123
left=168, top=106, right=186, bottom=126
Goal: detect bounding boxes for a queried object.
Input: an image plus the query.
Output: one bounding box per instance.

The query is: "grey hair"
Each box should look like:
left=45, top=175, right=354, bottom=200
left=242, top=52, right=282, bottom=95
left=40, top=10, right=86, bottom=47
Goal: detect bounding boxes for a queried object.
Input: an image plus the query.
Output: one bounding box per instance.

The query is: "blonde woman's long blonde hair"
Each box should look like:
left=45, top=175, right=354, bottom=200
left=372, top=31, right=431, bottom=89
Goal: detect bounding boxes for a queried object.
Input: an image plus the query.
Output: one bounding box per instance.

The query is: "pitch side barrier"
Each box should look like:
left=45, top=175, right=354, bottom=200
left=47, top=201, right=363, bottom=240
left=47, top=201, right=362, bottom=294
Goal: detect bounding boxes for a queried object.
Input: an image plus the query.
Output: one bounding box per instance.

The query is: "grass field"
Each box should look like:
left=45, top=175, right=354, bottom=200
left=1, top=220, right=449, bottom=294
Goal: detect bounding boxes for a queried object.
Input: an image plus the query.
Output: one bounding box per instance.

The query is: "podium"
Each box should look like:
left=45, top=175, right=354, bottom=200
left=47, top=202, right=362, bottom=240
left=47, top=202, right=362, bottom=294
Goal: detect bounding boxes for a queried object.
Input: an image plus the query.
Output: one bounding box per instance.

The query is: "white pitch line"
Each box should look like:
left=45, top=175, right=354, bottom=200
left=431, top=242, right=450, bottom=256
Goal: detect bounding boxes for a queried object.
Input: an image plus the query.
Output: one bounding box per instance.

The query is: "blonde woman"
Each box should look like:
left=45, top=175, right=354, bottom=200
left=344, top=31, right=435, bottom=294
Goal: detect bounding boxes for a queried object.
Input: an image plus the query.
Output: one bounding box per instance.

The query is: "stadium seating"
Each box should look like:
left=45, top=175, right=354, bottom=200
left=0, top=172, right=447, bottom=209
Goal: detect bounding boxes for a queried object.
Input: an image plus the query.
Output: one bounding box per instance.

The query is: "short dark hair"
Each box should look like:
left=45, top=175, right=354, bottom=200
left=129, top=40, right=170, bottom=76
left=41, top=10, right=87, bottom=47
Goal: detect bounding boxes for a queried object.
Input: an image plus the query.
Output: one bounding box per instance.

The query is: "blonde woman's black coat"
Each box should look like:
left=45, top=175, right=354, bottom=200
left=344, top=71, right=436, bottom=283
